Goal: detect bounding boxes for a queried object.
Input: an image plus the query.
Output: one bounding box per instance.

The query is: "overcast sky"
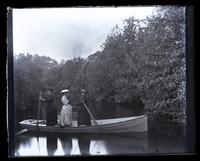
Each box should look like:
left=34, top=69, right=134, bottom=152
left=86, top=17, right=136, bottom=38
left=13, top=7, right=155, bottom=62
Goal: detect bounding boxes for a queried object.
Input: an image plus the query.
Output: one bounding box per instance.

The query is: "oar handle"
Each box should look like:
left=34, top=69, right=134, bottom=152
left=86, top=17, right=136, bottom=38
left=82, top=102, right=98, bottom=125
left=37, top=92, right=42, bottom=127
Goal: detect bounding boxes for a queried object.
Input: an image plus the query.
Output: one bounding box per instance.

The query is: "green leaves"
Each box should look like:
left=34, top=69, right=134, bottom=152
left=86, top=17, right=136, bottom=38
left=14, top=7, right=186, bottom=125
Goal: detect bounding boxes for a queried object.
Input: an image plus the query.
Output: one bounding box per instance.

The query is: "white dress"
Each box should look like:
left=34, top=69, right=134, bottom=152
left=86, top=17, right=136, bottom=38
left=60, top=95, right=72, bottom=127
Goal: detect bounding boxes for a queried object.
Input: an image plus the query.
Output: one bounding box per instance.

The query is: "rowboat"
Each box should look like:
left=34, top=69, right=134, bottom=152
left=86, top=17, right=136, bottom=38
left=19, top=115, right=148, bottom=133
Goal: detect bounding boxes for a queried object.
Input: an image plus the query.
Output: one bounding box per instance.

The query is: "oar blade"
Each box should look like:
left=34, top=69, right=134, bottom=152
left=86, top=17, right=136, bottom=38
left=15, top=129, right=28, bottom=136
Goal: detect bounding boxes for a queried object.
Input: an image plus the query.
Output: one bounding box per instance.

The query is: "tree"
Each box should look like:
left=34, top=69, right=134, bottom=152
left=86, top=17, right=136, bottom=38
left=14, top=7, right=186, bottom=128
left=123, top=7, right=186, bottom=124
left=14, top=53, right=59, bottom=129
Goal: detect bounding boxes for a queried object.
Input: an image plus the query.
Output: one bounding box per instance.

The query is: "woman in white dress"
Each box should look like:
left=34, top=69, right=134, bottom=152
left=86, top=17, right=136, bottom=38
left=59, top=89, right=73, bottom=127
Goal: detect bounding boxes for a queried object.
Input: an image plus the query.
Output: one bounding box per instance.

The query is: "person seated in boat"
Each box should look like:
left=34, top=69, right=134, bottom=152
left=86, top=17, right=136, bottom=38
left=77, top=89, right=91, bottom=126
left=39, top=88, right=57, bottom=126
left=59, top=89, right=73, bottom=127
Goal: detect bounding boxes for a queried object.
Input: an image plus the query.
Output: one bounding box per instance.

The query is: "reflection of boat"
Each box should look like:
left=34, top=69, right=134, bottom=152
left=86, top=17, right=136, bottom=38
left=89, top=132, right=148, bottom=155
left=15, top=132, right=148, bottom=156
left=19, top=115, right=148, bottom=133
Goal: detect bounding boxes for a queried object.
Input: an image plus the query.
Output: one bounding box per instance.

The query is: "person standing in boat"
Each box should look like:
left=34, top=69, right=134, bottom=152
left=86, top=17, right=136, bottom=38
left=78, top=89, right=91, bottom=126
left=39, top=91, right=46, bottom=121
left=59, top=89, right=73, bottom=127
left=39, top=88, right=57, bottom=126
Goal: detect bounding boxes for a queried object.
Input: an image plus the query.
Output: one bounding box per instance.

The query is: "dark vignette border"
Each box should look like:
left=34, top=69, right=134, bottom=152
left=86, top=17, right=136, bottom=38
left=186, top=6, right=196, bottom=153
left=4, top=0, right=197, bottom=158
left=7, top=8, right=15, bottom=157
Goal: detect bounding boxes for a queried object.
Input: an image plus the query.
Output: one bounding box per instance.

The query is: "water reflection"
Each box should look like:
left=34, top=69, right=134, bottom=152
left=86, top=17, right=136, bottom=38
left=58, top=134, right=72, bottom=155
left=15, top=132, right=151, bottom=156
left=15, top=102, right=187, bottom=156
left=15, top=135, right=48, bottom=156
left=103, top=133, right=148, bottom=154
left=46, top=135, right=58, bottom=156
left=15, top=130, right=187, bottom=156
left=77, top=134, right=91, bottom=155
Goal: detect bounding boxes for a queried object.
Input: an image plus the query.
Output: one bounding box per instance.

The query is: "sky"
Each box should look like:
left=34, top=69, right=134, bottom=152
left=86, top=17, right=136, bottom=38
left=13, top=7, right=155, bottom=62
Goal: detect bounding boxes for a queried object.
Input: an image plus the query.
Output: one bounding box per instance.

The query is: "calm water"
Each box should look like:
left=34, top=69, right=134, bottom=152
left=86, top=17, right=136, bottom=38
left=14, top=103, right=187, bottom=156
left=15, top=131, right=186, bottom=156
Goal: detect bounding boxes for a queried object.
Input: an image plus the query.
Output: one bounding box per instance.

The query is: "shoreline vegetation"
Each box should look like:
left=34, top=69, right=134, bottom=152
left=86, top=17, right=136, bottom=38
left=14, top=7, right=186, bottom=132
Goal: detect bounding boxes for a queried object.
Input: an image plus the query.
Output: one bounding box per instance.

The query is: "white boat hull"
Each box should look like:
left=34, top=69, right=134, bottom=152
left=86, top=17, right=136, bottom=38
left=19, top=115, right=148, bottom=133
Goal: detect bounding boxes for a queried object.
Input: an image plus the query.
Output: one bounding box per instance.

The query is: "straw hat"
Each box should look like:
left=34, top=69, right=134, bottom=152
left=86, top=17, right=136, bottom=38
left=80, top=89, right=86, bottom=93
left=60, top=89, right=69, bottom=94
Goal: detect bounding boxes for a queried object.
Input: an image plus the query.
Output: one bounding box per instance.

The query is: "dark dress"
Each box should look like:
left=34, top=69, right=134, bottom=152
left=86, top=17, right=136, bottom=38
left=46, top=135, right=58, bottom=156
left=78, top=134, right=91, bottom=155
left=78, top=95, right=91, bottom=126
left=45, top=92, right=57, bottom=126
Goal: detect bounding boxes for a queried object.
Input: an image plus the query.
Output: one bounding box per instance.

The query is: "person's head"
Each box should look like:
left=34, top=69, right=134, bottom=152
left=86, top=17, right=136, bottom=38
left=61, top=89, right=69, bottom=97
left=46, top=88, right=52, bottom=94
left=80, top=89, right=86, bottom=96
left=44, top=88, right=53, bottom=99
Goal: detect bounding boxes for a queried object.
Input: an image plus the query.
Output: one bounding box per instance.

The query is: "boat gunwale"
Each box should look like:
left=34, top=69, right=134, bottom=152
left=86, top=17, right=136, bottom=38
left=19, top=115, right=147, bottom=131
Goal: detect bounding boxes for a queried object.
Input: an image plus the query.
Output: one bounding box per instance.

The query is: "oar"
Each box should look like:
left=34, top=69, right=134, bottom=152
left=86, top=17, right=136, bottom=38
left=36, top=92, right=42, bottom=128
left=15, top=129, right=28, bottom=136
left=82, top=102, right=98, bottom=125
left=37, top=136, right=41, bottom=156
left=36, top=92, right=42, bottom=155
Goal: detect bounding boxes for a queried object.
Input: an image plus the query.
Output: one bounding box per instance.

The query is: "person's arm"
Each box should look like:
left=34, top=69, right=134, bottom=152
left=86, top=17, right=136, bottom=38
left=79, top=95, right=85, bottom=104
left=60, top=113, right=64, bottom=126
left=39, top=96, right=45, bottom=101
left=61, top=95, right=69, bottom=105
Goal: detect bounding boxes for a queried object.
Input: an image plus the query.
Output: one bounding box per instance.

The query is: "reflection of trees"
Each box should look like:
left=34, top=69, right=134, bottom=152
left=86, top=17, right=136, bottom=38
left=15, top=135, right=32, bottom=150
left=102, top=133, right=148, bottom=154
left=15, top=135, right=43, bottom=156
left=14, top=136, right=30, bottom=156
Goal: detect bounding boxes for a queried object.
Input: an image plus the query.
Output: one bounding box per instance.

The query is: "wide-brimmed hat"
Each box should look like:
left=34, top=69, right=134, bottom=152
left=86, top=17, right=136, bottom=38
left=60, top=89, right=69, bottom=93
left=80, top=89, right=86, bottom=93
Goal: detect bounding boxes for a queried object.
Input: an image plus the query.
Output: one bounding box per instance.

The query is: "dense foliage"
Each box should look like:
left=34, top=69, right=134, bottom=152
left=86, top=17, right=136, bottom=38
left=13, top=7, right=186, bottom=128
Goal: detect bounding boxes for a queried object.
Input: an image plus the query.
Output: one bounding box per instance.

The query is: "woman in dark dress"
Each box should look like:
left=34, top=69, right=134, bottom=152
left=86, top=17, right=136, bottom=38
left=46, top=89, right=57, bottom=126
left=40, top=88, right=57, bottom=126
left=78, top=89, right=91, bottom=126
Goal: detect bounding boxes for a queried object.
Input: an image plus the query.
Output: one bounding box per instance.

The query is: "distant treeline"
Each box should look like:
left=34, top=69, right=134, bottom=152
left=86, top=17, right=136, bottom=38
left=14, top=7, right=186, bottom=126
